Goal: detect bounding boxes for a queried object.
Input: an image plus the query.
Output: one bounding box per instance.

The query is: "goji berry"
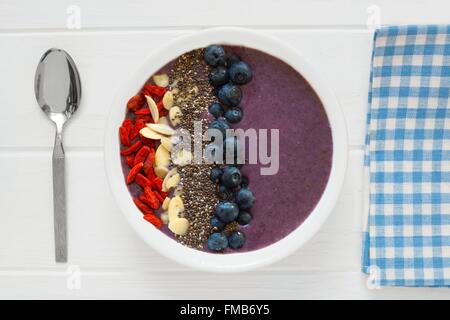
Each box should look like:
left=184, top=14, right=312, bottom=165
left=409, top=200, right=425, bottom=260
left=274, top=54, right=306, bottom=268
left=126, top=162, right=143, bottom=184
left=143, top=187, right=160, bottom=209
left=135, top=115, right=153, bottom=123
left=120, top=140, right=142, bottom=156
left=143, top=149, right=156, bottom=176
left=152, top=177, right=164, bottom=191
left=139, top=193, right=160, bottom=211
left=129, top=119, right=145, bottom=140
left=153, top=191, right=164, bottom=204
left=127, top=95, right=144, bottom=111
left=135, top=108, right=151, bottom=115
left=125, top=155, right=135, bottom=168
left=133, top=197, right=154, bottom=215
left=142, top=85, right=166, bottom=100
left=140, top=135, right=155, bottom=147
left=122, top=119, right=133, bottom=130
left=159, top=191, right=169, bottom=199
left=156, top=100, right=164, bottom=112
left=159, top=109, right=168, bottom=117
left=135, top=173, right=152, bottom=188
left=143, top=213, right=162, bottom=229
left=139, top=193, right=153, bottom=208
left=134, top=146, right=151, bottom=166
left=119, top=126, right=130, bottom=147
left=146, top=167, right=156, bottom=181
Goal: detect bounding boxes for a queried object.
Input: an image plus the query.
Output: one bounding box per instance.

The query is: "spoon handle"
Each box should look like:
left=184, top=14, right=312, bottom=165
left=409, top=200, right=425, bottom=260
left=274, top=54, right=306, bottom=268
left=52, top=127, right=67, bottom=262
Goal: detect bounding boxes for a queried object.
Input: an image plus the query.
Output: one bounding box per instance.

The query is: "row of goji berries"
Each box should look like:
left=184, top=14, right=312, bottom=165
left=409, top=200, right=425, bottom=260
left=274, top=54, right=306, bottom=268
left=118, top=83, right=170, bottom=229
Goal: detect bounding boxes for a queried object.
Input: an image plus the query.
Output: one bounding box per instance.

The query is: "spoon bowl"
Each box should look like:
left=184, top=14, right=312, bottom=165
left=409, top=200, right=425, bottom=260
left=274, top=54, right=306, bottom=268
left=35, top=48, right=81, bottom=121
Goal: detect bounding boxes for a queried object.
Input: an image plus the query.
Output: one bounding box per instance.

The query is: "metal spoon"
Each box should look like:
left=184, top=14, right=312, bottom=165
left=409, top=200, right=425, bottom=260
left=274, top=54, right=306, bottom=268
left=34, top=48, right=81, bottom=262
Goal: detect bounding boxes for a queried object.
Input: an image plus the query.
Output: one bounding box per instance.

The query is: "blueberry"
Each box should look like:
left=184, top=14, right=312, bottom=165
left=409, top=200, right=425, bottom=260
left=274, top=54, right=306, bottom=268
left=217, top=185, right=233, bottom=201
left=229, top=61, right=253, bottom=85
left=208, top=102, right=224, bottom=119
left=222, top=166, right=241, bottom=189
left=224, top=107, right=243, bottom=124
left=226, top=53, right=241, bottom=67
left=210, top=216, right=226, bottom=231
left=236, top=188, right=255, bottom=210
left=228, top=231, right=246, bottom=249
left=215, top=201, right=239, bottom=223
left=209, top=66, right=229, bottom=87
left=207, top=232, right=228, bottom=251
left=210, top=167, right=223, bottom=183
left=240, top=175, right=249, bottom=188
left=204, top=45, right=226, bottom=66
left=208, top=118, right=230, bottom=138
left=218, top=83, right=242, bottom=107
left=237, top=211, right=252, bottom=225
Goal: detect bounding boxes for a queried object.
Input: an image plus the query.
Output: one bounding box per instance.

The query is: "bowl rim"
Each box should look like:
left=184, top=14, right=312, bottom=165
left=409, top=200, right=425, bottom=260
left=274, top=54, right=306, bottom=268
left=104, top=27, right=348, bottom=273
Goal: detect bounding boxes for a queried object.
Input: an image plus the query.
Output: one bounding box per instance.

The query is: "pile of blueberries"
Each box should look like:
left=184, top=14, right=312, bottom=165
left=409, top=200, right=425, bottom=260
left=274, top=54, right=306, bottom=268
left=203, top=44, right=255, bottom=251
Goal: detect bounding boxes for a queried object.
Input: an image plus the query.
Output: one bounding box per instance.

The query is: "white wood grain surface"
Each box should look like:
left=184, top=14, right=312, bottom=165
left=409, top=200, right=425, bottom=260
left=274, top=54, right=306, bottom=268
left=0, top=0, right=449, bottom=299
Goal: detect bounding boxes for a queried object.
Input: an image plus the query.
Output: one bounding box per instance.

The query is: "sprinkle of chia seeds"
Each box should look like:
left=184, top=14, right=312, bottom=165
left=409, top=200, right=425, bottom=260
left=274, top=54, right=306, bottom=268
left=168, top=49, right=220, bottom=249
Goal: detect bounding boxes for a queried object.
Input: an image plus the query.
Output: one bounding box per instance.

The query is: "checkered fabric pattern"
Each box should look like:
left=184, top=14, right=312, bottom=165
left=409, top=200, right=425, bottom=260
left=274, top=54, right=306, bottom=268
left=363, top=25, right=450, bottom=287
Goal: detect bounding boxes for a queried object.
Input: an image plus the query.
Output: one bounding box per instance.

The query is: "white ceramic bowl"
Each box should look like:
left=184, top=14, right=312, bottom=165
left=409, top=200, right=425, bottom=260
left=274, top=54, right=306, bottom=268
left=105, top=27, right=348, bottom=272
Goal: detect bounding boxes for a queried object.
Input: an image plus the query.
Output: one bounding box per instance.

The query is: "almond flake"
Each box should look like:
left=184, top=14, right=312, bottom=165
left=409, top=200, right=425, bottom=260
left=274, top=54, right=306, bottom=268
left=162, top=91, right=174, bottom=110
left=153, top=74, right=169, bottom=87
left=145, top=95, right=159, bottom=123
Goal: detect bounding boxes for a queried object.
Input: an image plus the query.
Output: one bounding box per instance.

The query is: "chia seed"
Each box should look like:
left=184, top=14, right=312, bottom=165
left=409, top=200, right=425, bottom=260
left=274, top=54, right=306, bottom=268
left=168, top=49, right=220, bottom=249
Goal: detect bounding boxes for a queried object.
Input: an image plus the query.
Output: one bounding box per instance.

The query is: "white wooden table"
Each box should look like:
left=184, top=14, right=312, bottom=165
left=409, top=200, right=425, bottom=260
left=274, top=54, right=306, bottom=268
left=1, top=0, right=449, bottom=299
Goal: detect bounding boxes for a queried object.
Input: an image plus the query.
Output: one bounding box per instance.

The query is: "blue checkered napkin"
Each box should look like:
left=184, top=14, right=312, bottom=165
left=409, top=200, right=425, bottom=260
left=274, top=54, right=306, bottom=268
left=363, top=25, right=450, bottom=287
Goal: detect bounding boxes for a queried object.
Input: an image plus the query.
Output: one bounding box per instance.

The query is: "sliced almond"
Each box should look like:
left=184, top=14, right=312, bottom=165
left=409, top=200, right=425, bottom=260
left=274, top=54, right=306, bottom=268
left=153, top=74, right=169, bottom=87
left=169, top=195, right=184, bottom=211
left=145, top=95, right=159, bottom=123
left=160, top=136, right=172, bottom=152
left=146, top=123, right=175, bottom=136
left=164, top=173, right=180, bottom=192
left=168, top=205, right=181, bottom=221
left=158, top=116, right=169, bottom=125
left=160, top=212, right=169, bottom=225
left=169, top=106, right=182, bottom=126
left=162, top=167, right=178, bottom=192
left=172, top=149, right=192, bottom=167
left=155, top=144, right=170, bottom=168
left=162, top=91, right=174, bottom=110
left=168, top=217, right=189, bottom=236
left=139, top=127, right=165, bottom=140
left=168, top=196, right=184, bottom=220
left=162, top=197, right=170, bottom=211
left=154, top=166, right=169, bottom=178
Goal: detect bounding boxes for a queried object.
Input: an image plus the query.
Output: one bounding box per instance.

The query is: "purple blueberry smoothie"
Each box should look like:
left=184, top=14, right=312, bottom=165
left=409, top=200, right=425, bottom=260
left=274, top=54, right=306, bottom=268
left=120, top=46, right=332, bottom=253
left=222, top=46, right=332, bottom=251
